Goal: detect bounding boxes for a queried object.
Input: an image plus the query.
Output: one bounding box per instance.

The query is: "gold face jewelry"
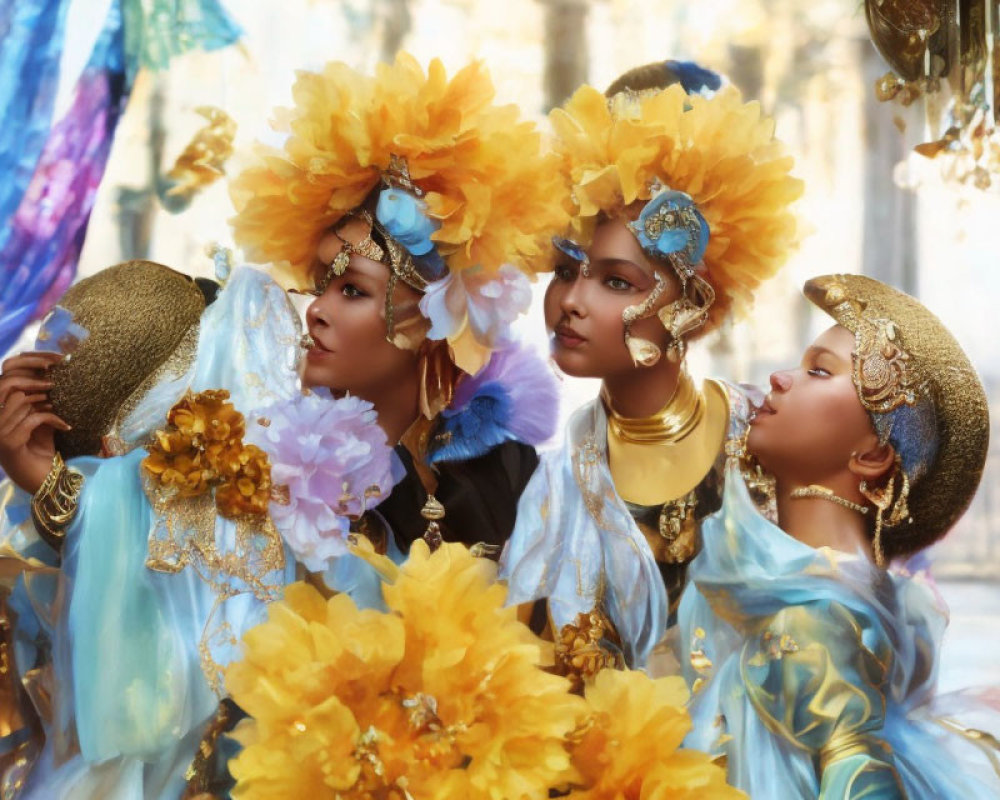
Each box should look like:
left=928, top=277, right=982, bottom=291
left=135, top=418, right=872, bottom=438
left=314, top=210, right=389, bottom=295
left=622, top=271, right=667, bottom=367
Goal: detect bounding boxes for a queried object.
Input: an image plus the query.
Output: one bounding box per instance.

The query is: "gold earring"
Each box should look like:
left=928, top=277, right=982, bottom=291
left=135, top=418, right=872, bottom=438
left=657, top=303, right=688, bottom=362
left=859, top=456, right=912, bottom=568
left=859, top=472, right=895, bottom=568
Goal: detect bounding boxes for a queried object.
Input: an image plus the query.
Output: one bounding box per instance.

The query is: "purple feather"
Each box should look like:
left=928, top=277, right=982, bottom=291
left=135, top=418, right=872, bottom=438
left=451, top=343, right=559, bottom=447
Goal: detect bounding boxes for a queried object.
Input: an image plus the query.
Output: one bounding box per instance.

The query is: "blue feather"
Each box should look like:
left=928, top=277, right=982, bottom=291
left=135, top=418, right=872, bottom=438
left=429, top=382, right=514, bottom=464
left=665, top=60, right=722, bottom=95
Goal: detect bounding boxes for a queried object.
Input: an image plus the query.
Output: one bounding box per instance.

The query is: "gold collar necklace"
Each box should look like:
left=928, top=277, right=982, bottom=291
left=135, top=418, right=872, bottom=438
left=602, top=371, right=705, bottom=445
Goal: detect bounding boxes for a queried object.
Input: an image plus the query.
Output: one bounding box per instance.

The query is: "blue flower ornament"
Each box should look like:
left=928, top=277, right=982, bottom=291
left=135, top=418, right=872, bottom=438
left=375, top=187, right=447, bottom=280
left=628, top=188, right=710, bottom=268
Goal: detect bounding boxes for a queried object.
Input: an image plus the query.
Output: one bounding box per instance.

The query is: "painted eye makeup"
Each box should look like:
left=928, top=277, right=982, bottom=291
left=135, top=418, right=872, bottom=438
left=604, top=276, right=634, bottom=291
left=341, top=282, right=368, bottom=299
left=553, top=262, right=578, bottom=281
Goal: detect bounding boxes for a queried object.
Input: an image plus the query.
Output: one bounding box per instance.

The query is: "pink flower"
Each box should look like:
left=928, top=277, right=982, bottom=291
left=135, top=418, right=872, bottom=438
left=420, top=264, right=531, bottom=347
left=247, top=390, right=399, bottom=572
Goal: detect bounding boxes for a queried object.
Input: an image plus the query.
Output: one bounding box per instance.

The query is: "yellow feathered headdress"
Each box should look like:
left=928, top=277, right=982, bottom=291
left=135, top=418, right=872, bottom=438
left=232, top=53, right=569, bottom=284
left=551, top=83, right=803, bottom=331
left=230, top=54, right=568, bottom=372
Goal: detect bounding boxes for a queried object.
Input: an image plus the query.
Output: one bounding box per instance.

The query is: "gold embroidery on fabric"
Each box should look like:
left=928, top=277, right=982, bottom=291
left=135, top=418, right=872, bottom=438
left=144, top=477, right=285, bottom=689
left=746, top=630, right=801, bottom=667
left=197, top=610, right=238, bottom=696
left=689, top=626, right=713, bottom=694
left=144, top=484, right=284, bottom=600
left=573, top=436, right=615, bottom=528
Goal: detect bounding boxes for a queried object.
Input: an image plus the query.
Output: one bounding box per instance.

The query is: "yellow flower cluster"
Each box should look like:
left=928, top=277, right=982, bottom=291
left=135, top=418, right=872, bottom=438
left=226, top=541, right=742, bottom=799
left=142, top=390, right=271, bottom=518
left=551, top=83, right=803, bottom=331
left=568, top=669, right=743, bottom=800
left=230, top=52, right=569, bottom=292
left=226, top=541, right=584, bottom=799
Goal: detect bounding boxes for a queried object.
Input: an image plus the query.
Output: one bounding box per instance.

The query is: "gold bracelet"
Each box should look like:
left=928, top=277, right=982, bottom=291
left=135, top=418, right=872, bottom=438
left=30, top=453, right=83, bottom=551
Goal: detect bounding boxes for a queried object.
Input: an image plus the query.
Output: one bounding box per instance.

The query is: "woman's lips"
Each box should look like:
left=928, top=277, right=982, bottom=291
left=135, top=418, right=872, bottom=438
left=305, top=338, right=334, bottom=360
left=553, top=324, right=586, bottom=348
left=751, top=395, right=776, bottom=422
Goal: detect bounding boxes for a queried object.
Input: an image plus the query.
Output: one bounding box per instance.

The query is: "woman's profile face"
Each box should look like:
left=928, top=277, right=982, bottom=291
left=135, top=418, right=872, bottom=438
left=748, top=324, right=876, bottom=485
left=303, top=219, right=421, bottom=400
left=543, top=218, right=679, bottom=379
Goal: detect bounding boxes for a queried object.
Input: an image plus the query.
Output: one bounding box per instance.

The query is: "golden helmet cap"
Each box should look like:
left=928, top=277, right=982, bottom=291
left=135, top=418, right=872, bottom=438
left=804, top=273, right=989, bottom=559
left=45, top=260, right=208, bottom=458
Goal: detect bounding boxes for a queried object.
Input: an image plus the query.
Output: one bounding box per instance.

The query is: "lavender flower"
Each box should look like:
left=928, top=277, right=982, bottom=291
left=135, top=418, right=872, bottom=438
left=420, top=263, right=531, bottom=345
left=247, top=389, right=399, bottom=572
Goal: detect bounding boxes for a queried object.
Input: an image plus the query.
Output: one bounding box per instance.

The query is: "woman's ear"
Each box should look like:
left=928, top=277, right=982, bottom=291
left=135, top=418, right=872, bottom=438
left=848, top=440, right=896, bottom=482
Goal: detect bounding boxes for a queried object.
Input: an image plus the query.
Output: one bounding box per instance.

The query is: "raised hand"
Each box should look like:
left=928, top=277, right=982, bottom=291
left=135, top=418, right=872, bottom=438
left=0, top=352, right=71, bottom=494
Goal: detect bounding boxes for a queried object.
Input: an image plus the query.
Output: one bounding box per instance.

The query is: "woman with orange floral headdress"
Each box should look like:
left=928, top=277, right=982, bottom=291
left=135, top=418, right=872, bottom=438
left=230, top=54, right=567, bottom=598
left=500, top=61, right=803, bottom=677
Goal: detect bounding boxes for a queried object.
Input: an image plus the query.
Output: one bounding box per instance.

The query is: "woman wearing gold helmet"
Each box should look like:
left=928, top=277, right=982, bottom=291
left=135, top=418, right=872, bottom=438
left=500, top=61, right=802, bottom=675
left=679, top=274, right=998, bottom=799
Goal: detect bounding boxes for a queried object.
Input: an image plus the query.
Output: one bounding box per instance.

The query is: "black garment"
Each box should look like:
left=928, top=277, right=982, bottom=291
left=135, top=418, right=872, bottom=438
left=624, top=449, right=725, bottom=627
left=374, top=440, right=540, bottom=559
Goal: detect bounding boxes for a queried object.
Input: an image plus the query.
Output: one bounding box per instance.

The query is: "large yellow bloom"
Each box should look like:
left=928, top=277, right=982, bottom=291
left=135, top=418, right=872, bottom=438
left=551, top=83, right=802, bottom=331
left=226, top=541, right=585, bottom=799
left=566, top=669, right=743, bottom=800
left=230, top=53, right=568, bottom=293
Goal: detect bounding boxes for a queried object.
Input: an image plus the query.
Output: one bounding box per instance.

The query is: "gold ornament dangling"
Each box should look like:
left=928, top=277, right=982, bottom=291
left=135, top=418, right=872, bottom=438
left=625, top=335, right=662, bottom=367
left=859, top=474, right=895, bottom=568
left=859, top=456, right=912, bottom=567
left=420, top=494, right=446, bottom=551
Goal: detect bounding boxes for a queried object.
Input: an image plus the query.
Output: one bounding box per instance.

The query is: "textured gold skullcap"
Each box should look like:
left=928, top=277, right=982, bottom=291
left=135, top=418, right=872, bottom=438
left=47, top=261, right=206, bottom=458
left=804, top=273, right=989, bottom=558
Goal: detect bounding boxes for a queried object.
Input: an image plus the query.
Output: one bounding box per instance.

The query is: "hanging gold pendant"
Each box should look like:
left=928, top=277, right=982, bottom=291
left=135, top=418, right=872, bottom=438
left=625, top=335, right=662, bottom=367
left=657, top=491, right=699, bottom=563
left=420, top=494, right=446, bottom=551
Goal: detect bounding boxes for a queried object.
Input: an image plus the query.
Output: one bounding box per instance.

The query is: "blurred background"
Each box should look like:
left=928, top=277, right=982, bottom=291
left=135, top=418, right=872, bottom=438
left=6, top=0, right=999, bottom=688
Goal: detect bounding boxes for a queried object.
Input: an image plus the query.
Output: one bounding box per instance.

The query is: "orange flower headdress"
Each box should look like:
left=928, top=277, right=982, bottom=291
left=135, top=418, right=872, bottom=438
left=551, top=81, right=803, bottom=357
left=231, top=53, right=568, bottom=374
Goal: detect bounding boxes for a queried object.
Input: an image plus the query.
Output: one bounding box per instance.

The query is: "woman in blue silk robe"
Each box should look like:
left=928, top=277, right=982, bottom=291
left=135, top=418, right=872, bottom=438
left=0, top=262, right=301, bottom=797
left=679, top=273, right=1000, bottom=799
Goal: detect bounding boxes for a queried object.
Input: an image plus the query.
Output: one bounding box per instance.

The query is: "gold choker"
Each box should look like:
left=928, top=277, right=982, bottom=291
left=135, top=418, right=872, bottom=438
left=789, top=484, right=869, bottom=515
left=603, top=371, right=705, bottom=445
